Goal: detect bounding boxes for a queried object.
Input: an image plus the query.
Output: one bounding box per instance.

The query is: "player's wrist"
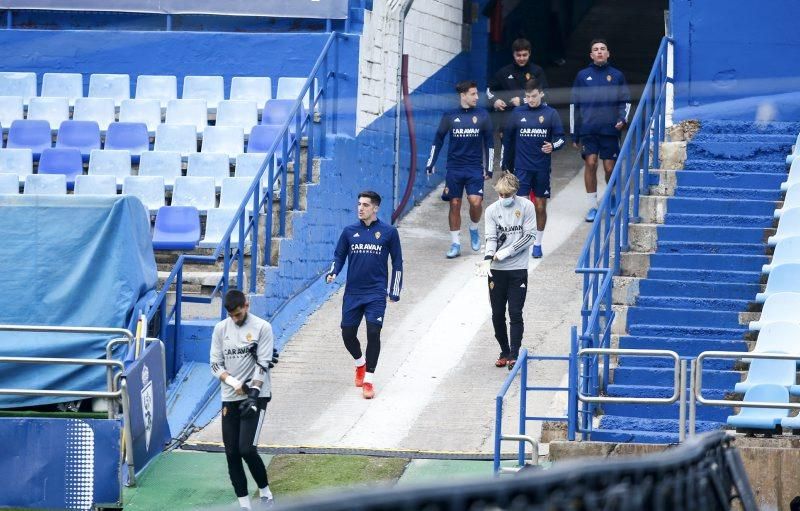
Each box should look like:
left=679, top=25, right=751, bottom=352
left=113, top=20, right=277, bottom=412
left=225, top=375, right=243, bottom=389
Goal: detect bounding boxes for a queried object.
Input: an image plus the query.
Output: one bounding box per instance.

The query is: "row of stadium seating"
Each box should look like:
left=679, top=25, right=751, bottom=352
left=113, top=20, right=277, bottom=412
left=0, top=71, right=312, bottom=109
left=726, top=147, right=800, bottom=433
left=0, top=97, right=305, bottom=135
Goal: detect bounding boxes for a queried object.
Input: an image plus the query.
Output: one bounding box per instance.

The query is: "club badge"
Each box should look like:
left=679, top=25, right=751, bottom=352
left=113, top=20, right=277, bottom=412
left=515, top=210, right=521, bottom=218
left=607, top=75, right=612, bottom=82
left=246, top=333, right=253, bottom=342
left=375, top=231, right=381, bottom=239
left=489, top=281, right=495, bottom=290
left=538, top=115, right=545, bottom=124
left=525, top=73, right=531, bottom=80
left=472, top=116, right=478, bottom=124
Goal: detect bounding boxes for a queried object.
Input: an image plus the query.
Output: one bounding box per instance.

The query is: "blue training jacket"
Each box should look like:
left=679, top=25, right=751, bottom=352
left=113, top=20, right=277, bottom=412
left=329, top=219, right=403, bottom=300
left=426, top=107, right=494, bottom=175
left=501, top=103, right=565, bottom=172
left=570, top=62, right=631, bottom=139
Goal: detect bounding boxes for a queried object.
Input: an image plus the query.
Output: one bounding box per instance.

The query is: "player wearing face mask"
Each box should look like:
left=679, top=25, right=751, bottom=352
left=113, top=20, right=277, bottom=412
left=475, top=173, right=536, bottom=369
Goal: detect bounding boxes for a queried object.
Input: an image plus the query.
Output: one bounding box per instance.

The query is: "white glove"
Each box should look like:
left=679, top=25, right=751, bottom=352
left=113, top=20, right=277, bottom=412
left=495, top=247, right=512, bottom=261
left=225, top=375, right=243, bottom=391
left=475, top=259, right=493, bottom=277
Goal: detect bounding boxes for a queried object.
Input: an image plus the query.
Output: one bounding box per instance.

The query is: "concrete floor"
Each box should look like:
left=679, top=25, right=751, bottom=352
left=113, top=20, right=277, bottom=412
left=190, top=147, right=603, bottom=454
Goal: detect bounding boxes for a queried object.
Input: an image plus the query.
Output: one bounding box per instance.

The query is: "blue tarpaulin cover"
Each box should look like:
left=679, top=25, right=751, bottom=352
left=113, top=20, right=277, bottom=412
left=0, top=195, right=157, bottom=408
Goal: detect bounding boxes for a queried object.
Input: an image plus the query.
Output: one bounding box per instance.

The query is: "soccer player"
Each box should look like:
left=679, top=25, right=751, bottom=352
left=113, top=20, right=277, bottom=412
left=326, top=191, right=403, bottom=399
left=210, top=289, right=278, bottom=510
left=487, top=38, right=549, bottom=132
left=501, top=79, right=565, bottom=258
left=475, top=173, right=536, bottom=369
left=570, top=38, right=632, bottom=222
left=426, top=80, right=494, bottom=259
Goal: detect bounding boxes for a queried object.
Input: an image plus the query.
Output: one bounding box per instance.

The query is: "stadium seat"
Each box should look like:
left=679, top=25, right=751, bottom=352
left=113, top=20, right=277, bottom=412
left=202, top=126, right=244, bottom=160
left=74, top=174, right=117, bottom=195
left=786, top=132, right=800, bottom=166
left=0, top=72, right=37, bottom=105
left=0, top=96, right=24, bottom=129
left=120, top=99, right=162, bottom=135
left=27, top=97, right=69, bottom=129
left=276, top=77, right=315, bottom=110
left=216, top=100, right=258, bottom=136
left=775, top=183, right=800, bottom=219
left=88, top=149, right=131, bottom=187
left=122, top=175, right=165, bottom=212
left=88, top=73, right=130, bottom=106
left=230, top=77, right=272, bottom=111
left=762, top=236, right=800, bottom=274
left=73, top=98, right=116, bottom=133
left=41, top=72, right=83, bottom=107
left=235, top=152, right=281, bottom=193
left=187, top=152, right=229, bottom=188
left=151, top=206, right=201, bottom=250
left=200, top=208, right=245, bottom=248
left=0, top=173, right=19, bottom=194
left=135, top=75, right=177, bottom=109
left=734, top=354, right=800, bottom=395
left=750, top=321, right=800, bottom=355
left=139, top=151, right=182, bottom=188
left=781, top=158, right=800, bottom=192
left=182, top=75, right=224, bottom=112
left=781, top=413, right=800, bottom=431
left=261, top=100, right=305, bottom=134
left=0, top=148, right=33, bottom=182
left=755, top=263, right=800, bottom=303
left=248, top=124, right=293, bottom=155
left=727, top=384, right=790, bottom=431
left=768, top=207, right=800, bottom=247
left=56, top=120, right=101, bottom=159
left=105, top=122, right=149, bottom=160
left=7, top=120, right=51, bottom=157
left=165, top=99, right=207, bottom=135
left=750, top=293, right=800, bottom=330
left=219, top=177, right=256, bottom=211
left=38, top=148, right=83, bottom=189
left=154, top=124, right=197, bottom=156
left=24, top=173, right=66, bottom=195
left=172, top=176, right=216, bottom=212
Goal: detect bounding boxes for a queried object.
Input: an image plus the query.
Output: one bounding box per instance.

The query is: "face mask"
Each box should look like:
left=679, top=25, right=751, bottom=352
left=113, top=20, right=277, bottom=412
left=500, top=197, right=515, bottom=207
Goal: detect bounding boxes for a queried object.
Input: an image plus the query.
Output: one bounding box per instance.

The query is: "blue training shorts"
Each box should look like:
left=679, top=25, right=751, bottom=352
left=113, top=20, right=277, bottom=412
left=580, top=134, right=620, bottom=160
left=341, top=293, right=387, bottom=327
left=442, top=168, right=485, bottom=201
left=515, top=168, right=551, bottom=198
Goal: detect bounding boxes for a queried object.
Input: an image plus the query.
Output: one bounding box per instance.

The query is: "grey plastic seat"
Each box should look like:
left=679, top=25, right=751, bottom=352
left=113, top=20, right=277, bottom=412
left=182, top=75, right=224, bottom=112
left=0, top=72, right=36, bottom=105
left=74, top=174, right=117, bottom=195
left=165, top=99, right=207, bottom=135
left=88, top=73, right=130, bottom=107
left=0, top=173, right=19, bottom=194
left=230, top=77, right=271, bottom=112
left=88, top=149, right=131, bottom=187
left=756, top=263, right=800, bottom=303
left=750, top=293, right=800, bottom=330
left=73, top=98, right=116, bottom=133
left=727, top=384, right=790, bottom=431
left=775, top=183, right=800, bottom=219
left=202, top=126, right=244, bottom=160
left=120, top=99, right=162, bottom=135
left=0, top=96, right=24, bottom=129
left=139, top=151, right=183, bottom=188
left=216, top=100, right=258, bottom=136
left=200, top=208, right=245, bottom=248
left=276, top=77, right=315, bottom=110
left=769, top=207, right=800, bottom=246
left=781, top=157, right=800, bottom=192
left=219, top=177, right=256, bottom=211
left=41, top=73, right=83, bottom=107
left=155, top=124, right=198, bottom=156
left=24, top=174, right=66, bottom=195
left=122, top=175, right=165, bottom=212
left=135, top=75, right=177, bottom=109
left=0, top=148, right=33, bottom=183
left=27, top=97, right=70, bottom=130
left=171, top=176, right=216, bottom=212
left=763, top=236, right=800, bottom=274
left=187, top=153, right=230, bottom=188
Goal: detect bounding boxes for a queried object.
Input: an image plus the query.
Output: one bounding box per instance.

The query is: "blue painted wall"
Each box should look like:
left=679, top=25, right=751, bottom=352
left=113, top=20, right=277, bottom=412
left=671, top=0, right=800, bottom=120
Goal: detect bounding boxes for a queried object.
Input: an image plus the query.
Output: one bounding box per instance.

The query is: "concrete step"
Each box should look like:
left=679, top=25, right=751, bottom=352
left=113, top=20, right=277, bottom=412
left=648, top=253, right=768, bottom=271
left=687, top=140, right=792, bottom=161
left=627, top=307, right=742, bottom=328
left=674, top=186, right=782, bottom=201
left=674, top=170, right=786, bottom=190
left=697, top=120, right=800, bottom=135
left=618, top=334, right=749, bottom=356
left=643, top=268, right=760, bottom=285
left=655, top=240, right=766, bottom=255
left=664, top=213, right=773, bottom=228
left=638, top=278, right=761, bottom=299
left=613, top=366, right=741, bottom=388
left=601, top=399, right=730, bottom=422
left=657, top=224, right=770, bottom=242
left=691, top=132, right=796, bottom=144
left=627, top=324, right=747, bottom=339
left=682, top=159, right=786, bottom=173
left=665, top=196, right=778, bottom=216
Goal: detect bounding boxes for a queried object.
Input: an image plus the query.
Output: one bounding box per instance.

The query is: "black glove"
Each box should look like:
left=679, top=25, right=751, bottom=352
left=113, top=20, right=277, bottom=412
left=239, top=385, right=260, bottom=418
left=269, top=348, right=279, bottom=368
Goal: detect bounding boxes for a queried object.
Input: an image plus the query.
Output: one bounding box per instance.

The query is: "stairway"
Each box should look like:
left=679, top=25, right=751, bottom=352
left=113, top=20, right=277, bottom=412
left=592, top=120, right=796, bottom=443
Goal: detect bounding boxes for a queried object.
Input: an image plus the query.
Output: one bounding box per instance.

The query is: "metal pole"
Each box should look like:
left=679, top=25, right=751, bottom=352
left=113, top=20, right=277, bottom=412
left=678, top=358, right=686, bottom=442
left=567, top=326, right=578, bottom=441
left=689, top=359, right=697, bottom=437
left=518, top=351, right=527, bottom=467
left=493, top=396, right=502, bottom=475
left=392, top=0, right=416, bottom=221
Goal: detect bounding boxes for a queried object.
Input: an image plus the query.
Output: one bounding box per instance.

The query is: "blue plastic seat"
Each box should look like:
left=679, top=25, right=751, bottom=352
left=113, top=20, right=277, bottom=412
left=216, top=100, right=258, bottom=136
left=0, top=96, right=24, bottom=129
left=769, top=207, right=800, bottom=247
left=122, top=175, right=165, bottom=212
left=105, top=122, right=149, bottom=161
left=781, top=158, right=800, bottom=192
left=727, top=383, right=790, bottom=431
left=88, top=73, right=130, bottom=107
left=171, top=176, right=216, bottom=212
left=780, top=413, right=800, bottom=431
left=57, top=120, right=101, bottom=159
left=755, top=263, right=800, bottom=303
left=135, top=75, right=177, bottom=110
left=235, top=152, right=281, bottom=194
left=750, top=321, right=800, bottom=355
left=775, top=183, right=800, bottom=219
left=230, top=77, right=271, bottom=112
left=786, top=132, right=800, bottom=166
left=152, top=206, right=200, bottom=250
left=165, top=99, right=207, bottom=135
left=182, top=76, right=224, bottom=112
left=0, top=148, right=33, bottom=183
left=24, top=173, right=66, bottom=195
left=762, top=236, right=800, bottom=274
left=119, top=99, right=162, bottom=135
left=73, top=98, right=116, bottom=133
left=88, top=149, right=131, bottom=187
left=187, top=152, right=230, bottom=188
left=38, top=148, right=83, bottom=190
left=276, top=77, right=315, bottom=110
left=750, top=293, right=800, bottom=330
left=154, top=124, right=197, bottom=156
left=202, top=126, right=244, bottom=160
left=0, top=173, right=19, bottom=194
left=200, top=208, right=247, bottom=249
left=74, top=174, right=117, bottom=195
left=27, top=97, right=70, bottom=130
left=0, top=72, right=37, bottom=105
left=247, top=124, right=294, bottom=155
left=734, top=352, right=800, bottom=395
left=7, top=120, right=51, bottom=157
left=261, top=100, right=305, bottom=134
left=139, top=151, right=182, bottom=188
left=41, top=72, right=83, bottom=107
left=219, top=177, right=255, bottom=211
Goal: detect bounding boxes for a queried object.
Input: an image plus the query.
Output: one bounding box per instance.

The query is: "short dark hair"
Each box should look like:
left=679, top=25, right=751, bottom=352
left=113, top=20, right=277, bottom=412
left=224, top=289, right=247, bottom=312
left=590, top=38, right=608, bottom=49
left=358, top=190, right=381, bottom=206
left=512, top=38, right=531, bottom=53
left=455, top=80, right=478, bottom=95
left=525, top=79, right=542, bottom=93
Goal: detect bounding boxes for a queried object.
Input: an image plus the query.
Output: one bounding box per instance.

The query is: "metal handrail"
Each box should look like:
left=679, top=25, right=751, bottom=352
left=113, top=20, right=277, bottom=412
left=578, top=348, right=680, bottom=404
left=494, top=348, right=527, bottom=474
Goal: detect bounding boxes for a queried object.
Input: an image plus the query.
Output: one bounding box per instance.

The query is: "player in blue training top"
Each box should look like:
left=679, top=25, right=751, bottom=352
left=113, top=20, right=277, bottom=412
left=326, top=191, right=403, bottom=400
left=570, top=38, right=631, bottom=222
left=426, top=80, right=494, bottom=259
left=502, top=79, right=565, bottom=258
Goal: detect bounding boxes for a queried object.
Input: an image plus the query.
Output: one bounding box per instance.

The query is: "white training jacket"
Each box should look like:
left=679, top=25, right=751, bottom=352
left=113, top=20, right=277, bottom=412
left=210, top=313, right=274, bottom=402
left=484, top=196, right=537, bottom=271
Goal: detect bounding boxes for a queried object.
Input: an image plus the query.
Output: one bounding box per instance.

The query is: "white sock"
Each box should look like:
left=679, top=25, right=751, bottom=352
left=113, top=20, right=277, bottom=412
left=260, top=486, right=273, bottom=499
left=469, top=221, right=479, bottom=231
left=354, top=356, right=365, bottom=367
left=238, top=496, right=252, bottom=509
left=535, top=230, right=544, bottom=246
left=450, top=230, right=460, bottom=244
left=364, top=372, right=375, bottom=384
left=587, top=192, right=597, bottom=209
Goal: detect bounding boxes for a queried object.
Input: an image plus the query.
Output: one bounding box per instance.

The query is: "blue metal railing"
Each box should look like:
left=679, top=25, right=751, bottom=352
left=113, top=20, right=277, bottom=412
left=572, top=37, right=673, bottom=439
left=144, top=31, right=347, bottom=370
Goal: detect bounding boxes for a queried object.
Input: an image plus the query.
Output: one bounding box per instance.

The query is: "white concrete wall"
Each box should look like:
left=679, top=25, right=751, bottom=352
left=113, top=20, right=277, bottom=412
left=356, top=0, right=464, bottom=133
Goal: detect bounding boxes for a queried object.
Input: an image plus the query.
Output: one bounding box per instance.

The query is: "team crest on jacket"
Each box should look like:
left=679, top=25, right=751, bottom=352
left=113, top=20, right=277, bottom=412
left=525, top=73, right=530, bottom=80
left=515, top=210, right=521, bottom=218
left=607, top=75, right=612, bottom=82
left=246, top=333, right=253, bottom=342
left=489, top=281, right=494, bottom=290
left=472, top=116, right=477, bottom=124
left=375, top=231, right=381, bottom=239
left=538, top=115, right=544, bottom=124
